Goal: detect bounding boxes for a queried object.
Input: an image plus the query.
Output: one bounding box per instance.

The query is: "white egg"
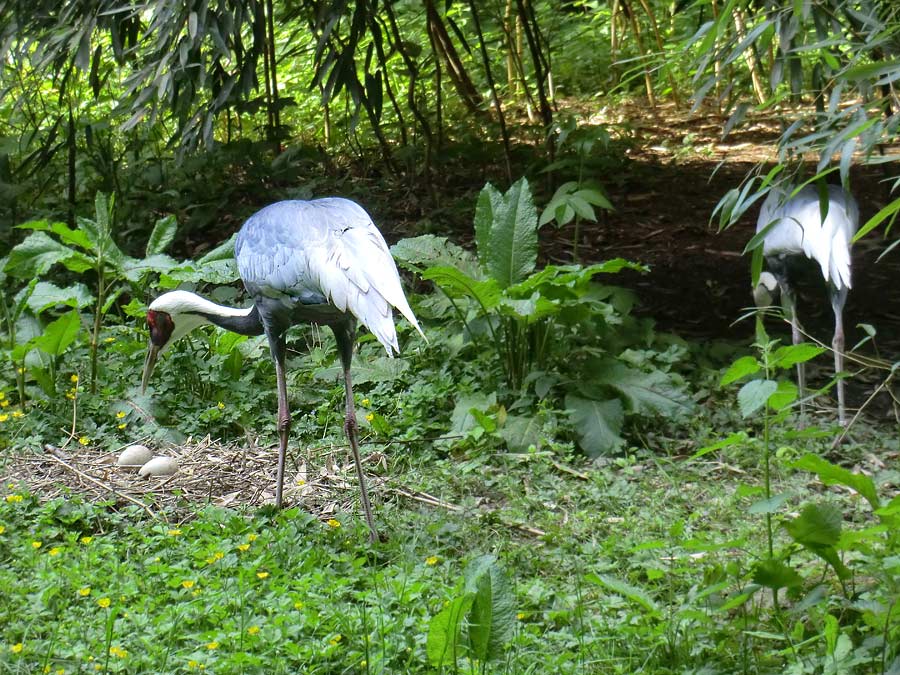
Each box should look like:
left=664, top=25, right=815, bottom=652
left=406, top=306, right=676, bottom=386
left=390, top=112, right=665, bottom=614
left=117, top=444, right=154, bottom=469
left=138, top=456, right=179, bottom=478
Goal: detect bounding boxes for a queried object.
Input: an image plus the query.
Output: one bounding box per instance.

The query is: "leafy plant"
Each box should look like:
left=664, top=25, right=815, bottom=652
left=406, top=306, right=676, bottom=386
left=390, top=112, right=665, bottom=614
left=394, top=177, right=690, bottom=456
left=3, top=193, right=178, bottom=397
left=427, top=554, right=516, bottom=672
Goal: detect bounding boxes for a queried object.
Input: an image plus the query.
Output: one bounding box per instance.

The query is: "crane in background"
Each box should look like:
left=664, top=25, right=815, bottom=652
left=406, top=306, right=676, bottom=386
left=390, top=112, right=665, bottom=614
left=141, top=198, right=426, bottom=542
left=754, top=183, right=858, bottom=426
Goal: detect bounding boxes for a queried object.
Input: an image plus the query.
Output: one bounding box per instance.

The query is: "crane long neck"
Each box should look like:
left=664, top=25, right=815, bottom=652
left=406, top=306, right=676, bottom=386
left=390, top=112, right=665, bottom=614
left=198, top=304, right=265, bottom=336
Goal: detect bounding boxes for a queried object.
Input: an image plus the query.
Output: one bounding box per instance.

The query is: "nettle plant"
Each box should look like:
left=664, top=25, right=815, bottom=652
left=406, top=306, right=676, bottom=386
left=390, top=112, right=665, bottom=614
left=393, top=177, right=691, bottom=456
left=707, top=330, right=900, bottom=670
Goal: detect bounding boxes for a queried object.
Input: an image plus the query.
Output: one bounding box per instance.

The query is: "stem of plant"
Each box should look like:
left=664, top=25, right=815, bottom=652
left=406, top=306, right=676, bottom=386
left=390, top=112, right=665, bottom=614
left=90, top=268, right=105, bottom=395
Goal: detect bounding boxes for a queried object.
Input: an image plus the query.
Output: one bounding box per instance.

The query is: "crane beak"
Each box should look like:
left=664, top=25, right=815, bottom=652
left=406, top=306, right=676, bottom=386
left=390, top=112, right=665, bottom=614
left=141, top=343, right=160, bottom=394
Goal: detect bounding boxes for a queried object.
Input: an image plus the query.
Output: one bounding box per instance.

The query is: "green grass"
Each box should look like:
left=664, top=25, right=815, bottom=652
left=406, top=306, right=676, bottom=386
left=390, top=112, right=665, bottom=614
left=2, top=413, right=897, bottom=674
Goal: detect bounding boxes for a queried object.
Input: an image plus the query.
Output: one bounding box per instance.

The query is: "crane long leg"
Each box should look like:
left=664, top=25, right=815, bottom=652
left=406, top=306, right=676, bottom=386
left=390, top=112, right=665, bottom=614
left=334, top=324, right=378, bottom=543
left=831, top=286, right=849, bottom=427
left=266, top=332, right=291, bottom=509
left=779, top=281, right=806, bottom=422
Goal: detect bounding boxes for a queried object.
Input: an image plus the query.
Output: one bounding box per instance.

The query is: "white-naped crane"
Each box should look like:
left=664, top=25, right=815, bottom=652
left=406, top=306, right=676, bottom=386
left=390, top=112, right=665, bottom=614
left=754, top=183, right=858, bottom=426
left=141, top=198, right=426, bottom=542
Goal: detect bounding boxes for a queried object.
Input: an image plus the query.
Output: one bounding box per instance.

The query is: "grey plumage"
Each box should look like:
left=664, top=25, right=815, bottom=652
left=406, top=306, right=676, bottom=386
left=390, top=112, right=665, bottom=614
left=142, top=198, right=425, bottom=541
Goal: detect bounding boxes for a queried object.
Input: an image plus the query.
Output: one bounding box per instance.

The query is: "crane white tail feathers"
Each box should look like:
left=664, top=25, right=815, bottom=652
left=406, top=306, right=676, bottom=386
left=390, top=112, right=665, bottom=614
left=758, top=185, right=858, bottom=291
left=236, top=198, right=425, bottom=356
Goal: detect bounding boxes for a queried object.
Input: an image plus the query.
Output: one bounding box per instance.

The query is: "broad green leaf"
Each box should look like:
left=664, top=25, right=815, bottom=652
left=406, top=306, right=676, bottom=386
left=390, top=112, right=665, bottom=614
left=5, top=232, right=85, bottom=278
left=474, top=184, right=502, bottom=268
left=122, top=254, right=179, bottom=282
left=426, top=594, right=473, bottom=668
left=785, top=503, right=841, bottom=548
left=574, top=187, right=614, bottom=210
left=446, top=392, right=497, bottom=438
left=565, top=394, right=625, bottom=456
left=791, top=454, right=880, bottom=511
left=587, top=573, right=661, bottom=617
left=585, top=359, right=692, bottom=418
left=34, top=310, right=82, bottom=357
left=772, top=343, right=825, bottom=370
left=422, top=265, right=501, bottom=311
left=752, top=559, right=803, bottom=590
left=464, top=555, right=516, bottom=663
left=146, top=215, right=178, bottom=256
left=766, top=379, right=798, bottom=412
left=720, top=355, right=761, bottom=385
left=482, top=177, right=539, bottom=287
left=391, top=235, right=481, bottom=279
left=747, top=492, right=792, bottom=514
left=198, top=233, right=237, bottom=263
left=21, top=282, right=93, bottom=314
left=737, top=379, right=778, bottom=417
left=500, top=414, right=543, bottom=452
left=784, top=503, right=849, bottom=579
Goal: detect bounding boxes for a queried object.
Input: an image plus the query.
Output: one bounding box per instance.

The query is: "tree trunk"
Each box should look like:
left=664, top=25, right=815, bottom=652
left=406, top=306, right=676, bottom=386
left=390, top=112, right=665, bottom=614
left=468, top=0, right=512, bottom=182
left=423, top=0, right=483, bottom=115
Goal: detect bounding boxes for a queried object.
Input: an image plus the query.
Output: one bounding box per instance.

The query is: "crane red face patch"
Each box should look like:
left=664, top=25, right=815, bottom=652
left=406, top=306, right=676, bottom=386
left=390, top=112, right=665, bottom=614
left=147, top=310, right=175, bottom=347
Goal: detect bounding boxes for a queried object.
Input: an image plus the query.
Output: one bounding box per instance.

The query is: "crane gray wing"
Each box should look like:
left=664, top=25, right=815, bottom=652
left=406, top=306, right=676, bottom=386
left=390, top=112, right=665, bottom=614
left=236, top=199, right=424, bottom=354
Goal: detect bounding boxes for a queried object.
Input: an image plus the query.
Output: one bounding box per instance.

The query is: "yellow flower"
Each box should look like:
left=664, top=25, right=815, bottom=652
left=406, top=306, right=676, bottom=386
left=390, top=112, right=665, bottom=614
left=187, top=660, right=202, bottom=669
left=425, top=555, right=439, bottom=566
left=517, top=612, right=527, bottom=620
left=78, top=587, right=91, bottom=596
left=10, top=643, right=23, bottom=653
left=205, top=642, right=219, bottom=650
left=293, top=601, right=304, bottom=610
left=104, top=337, right=116, bottom=343
left=181, top=580, right=195, bottom=589
left=49, top=547, right=62, bottom=556
left=217, top=401, right=225, bottom=410
left=247, top=625, right=260, bottom=635
left=328, top=634, right=342, bottom=646
left=237, top=544, right=250, bottom=552
left=109, top=646, right=127, bottom=658
left=12, top=410, right=23, bottom=418
left=256, top=571, right=269, bottom=579
left=0, top=391, right=4, bottom=399
left=116, top=411, right=126, bottom=419
left=117, top=423, right=127, bottom=430
left=97, top=597, right=111, bottom=608
left=326, top=519, right=341, bottom=529
left=80, top=536, right=93, bottom=544
left=361, top=398, right=370, bottom=406
left=247, top=534, right=258, bottom=542
left=70, top=374, right=79, bottom=383
left=0, top=414, right=8, bottom=422
left=167, top=529, right=182, bottom=536
left=205, top=551, right=223, bottom=565
left=5, top=494, right=22, bottom=503
left=78, top=437, right=89, bottom=446
left=365, top=413, right=374, bottom=422
left=65, top=392, right=76, bottom=400
left=0, top=525, right=5, bottom=534
left=32, top=541, right=42, bottom=549
left=0, top=399, right=9, bottom=408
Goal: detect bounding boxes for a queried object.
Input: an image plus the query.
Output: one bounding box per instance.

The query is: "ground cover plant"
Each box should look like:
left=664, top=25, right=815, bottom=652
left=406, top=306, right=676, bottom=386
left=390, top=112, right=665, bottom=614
left=3, top=1, right=900, bottom=673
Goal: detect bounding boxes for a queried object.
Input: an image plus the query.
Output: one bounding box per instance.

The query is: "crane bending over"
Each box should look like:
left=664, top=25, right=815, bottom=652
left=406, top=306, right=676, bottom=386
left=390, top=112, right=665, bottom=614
left=754, top=183, right=858, bottom=426
left=141, top=198, right=426, bottom=541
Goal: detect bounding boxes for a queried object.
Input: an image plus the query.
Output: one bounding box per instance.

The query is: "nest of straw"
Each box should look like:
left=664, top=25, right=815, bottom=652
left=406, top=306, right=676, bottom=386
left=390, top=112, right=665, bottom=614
left=1, top=437, right=388, bottom=520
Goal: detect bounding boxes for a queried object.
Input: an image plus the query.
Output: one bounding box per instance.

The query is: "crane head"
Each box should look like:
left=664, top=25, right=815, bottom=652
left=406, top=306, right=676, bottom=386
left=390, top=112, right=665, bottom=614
left=140, top=291, right=211, bottom=393
left=752, top=271, right=779, bottom=308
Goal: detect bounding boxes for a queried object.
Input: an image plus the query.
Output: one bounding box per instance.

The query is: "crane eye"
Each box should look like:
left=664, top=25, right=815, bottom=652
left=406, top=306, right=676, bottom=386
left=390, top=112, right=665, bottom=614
left=147, top=310, right=175, bottom=347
